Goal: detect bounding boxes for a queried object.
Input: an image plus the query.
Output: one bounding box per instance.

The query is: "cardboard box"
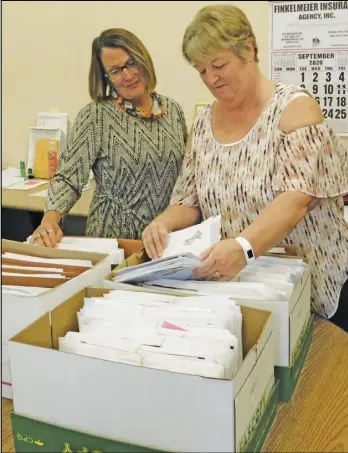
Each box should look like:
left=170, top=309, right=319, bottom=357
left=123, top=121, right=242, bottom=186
left=1, top=239, right=111, bottom=398
left=104, top=252, right=312, bottom=402
left=10, top=382, right=279, bottom=453
left=9, top=287, right=276, bottom=453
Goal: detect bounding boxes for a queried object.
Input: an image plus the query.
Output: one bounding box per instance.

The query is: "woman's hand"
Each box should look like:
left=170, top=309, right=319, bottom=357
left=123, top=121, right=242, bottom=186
left=142, top=220, right=171, bottom=259
left=29, top=220, right=63, bottom=248
left=193, top=239, right=247, bottom=281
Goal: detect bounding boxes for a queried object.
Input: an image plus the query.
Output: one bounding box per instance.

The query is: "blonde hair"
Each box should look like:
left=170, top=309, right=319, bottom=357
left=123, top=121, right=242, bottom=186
left=89, top=28, right=157, bottom=102
left=182, top=5, right=259, bottom=66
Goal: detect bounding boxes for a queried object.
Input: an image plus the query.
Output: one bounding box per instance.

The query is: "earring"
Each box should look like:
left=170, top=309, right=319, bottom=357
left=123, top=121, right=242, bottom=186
left=111, top=88, right=118, bottom=99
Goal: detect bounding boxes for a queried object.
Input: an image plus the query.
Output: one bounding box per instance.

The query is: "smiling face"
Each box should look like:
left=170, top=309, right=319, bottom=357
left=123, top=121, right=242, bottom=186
left=101, top=47, right=147, bottom=101
left=195, top=49, right=255, bottom=106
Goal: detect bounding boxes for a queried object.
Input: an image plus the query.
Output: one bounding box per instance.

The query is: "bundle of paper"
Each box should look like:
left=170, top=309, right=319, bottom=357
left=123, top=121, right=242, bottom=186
left=143, top=279, right=292, bottom=300
left=236, top=256, right=306, bottom=284
left=142, top=255, right=306, bottom=296
left=139, top=255, right=311, bottom=374
left=55, top=237, right=124, bottom=265
left=1, top=252, right=93, bottom=288
left=2, top=167, right=25, bottom=187
left=112, top=216, right=221, bottom=283
left=25, top=237, right=124, bottom=265
left=113, top=252, right=201, bottom=283
left=59, top=289, right=242, bottom=379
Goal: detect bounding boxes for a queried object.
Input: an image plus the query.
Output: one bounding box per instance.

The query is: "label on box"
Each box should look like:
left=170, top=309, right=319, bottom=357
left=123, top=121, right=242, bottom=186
left=12, top=413, right=156, bottom=452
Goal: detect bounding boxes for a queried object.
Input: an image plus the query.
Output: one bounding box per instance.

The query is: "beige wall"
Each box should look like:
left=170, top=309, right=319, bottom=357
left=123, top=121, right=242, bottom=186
left=3, top=1, right=346, bottom=168
left=2, top=0, right=269, bottom=167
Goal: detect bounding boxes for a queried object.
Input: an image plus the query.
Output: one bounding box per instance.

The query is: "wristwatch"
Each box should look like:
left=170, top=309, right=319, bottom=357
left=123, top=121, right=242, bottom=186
left=235, top=237, right=255, bottom=264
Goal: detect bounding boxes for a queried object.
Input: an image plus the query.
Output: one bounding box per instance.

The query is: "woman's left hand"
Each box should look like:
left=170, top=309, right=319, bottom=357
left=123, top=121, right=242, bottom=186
left=193, top=239, right=247, bottom=282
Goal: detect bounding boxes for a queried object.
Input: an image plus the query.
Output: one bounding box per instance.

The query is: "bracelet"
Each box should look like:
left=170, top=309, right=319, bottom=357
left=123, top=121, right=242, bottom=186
left=235, top=237, right=255, bottom=264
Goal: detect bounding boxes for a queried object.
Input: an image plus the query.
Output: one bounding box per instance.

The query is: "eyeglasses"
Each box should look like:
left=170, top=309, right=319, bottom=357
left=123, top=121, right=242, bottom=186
left=105, top=59, right=139, bottom=81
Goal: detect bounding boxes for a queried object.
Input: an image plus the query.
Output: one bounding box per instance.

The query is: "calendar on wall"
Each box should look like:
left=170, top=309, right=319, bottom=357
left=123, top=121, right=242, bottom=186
left=269, top=1, right=348, bottom=136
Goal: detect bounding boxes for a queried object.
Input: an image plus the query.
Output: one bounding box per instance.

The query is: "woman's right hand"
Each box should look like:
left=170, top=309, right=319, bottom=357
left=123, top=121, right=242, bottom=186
left=29, top=212, right=63, bottom=247
left=142, top=219, right=170, bottom=259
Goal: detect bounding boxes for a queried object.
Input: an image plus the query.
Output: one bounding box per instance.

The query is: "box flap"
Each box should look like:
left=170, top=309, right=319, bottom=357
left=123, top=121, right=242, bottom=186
left=117, top=239, right=144, bottom=259
left=10, top=313, right=52, bottom=349
left=2, top=274, right=68, bottom=288
left=85, top=288, right=112, bottom=298
left=240, top=306, right=271, bottom=358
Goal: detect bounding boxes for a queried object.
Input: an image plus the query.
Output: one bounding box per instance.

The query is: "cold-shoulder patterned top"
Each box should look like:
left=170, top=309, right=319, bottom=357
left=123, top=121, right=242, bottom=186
left=45, top=96, right=187, bottom=239
left=170, top=83, right=348, bottom=319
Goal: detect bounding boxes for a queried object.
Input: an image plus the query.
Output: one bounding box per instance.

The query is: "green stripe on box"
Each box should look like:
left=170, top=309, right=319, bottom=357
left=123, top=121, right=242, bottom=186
left=11, top=382, right=280, bottom=453
left=275, top=316, right=314, bottom=402
left=11, top=413, right=163, bottom=453
left=244, top=381, right=279, bottom=453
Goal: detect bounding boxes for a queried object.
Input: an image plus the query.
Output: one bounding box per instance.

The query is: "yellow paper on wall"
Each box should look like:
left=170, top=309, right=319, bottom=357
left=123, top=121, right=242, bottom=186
left=33, top=139, right=59, bottom=179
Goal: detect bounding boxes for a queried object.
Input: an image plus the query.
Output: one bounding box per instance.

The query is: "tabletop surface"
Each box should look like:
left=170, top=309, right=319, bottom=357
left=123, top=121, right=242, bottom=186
left=2, top=317, right=348, bottom=452
left=2, top=180, right=94, bottom=217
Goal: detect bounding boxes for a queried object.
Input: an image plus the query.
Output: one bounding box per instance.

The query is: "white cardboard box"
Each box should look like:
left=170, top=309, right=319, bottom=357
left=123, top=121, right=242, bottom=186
left=9, top=288, right=275, bottom=453
left=227, top=264, right=311, bottom=368
left=1, top=239, right=111, bottom=398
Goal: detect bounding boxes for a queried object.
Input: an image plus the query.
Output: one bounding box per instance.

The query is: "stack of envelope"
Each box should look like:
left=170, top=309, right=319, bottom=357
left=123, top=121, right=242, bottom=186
left=112, top=216, right=221, bottom=283
left=59, top=289, right=242, bottom=380
left=142, top=256, right=307, bottom=303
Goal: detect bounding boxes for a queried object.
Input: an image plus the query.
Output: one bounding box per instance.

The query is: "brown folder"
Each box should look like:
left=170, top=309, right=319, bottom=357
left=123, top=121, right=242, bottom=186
left=1, top=256, right=88, bottom=275
left=2, top=266, right=76, bottom=278
left=2, top=275, right=68, bottom=288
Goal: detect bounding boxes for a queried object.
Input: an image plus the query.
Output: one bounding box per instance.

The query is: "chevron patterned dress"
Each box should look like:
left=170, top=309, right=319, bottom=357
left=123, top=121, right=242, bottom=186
left=45, top=96, right=187, bottom=239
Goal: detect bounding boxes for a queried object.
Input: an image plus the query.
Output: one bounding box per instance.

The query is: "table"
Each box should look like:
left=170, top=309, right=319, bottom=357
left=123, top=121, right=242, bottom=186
left=2, top=318, right=347, bottom=452
left=2, top=180, right=94, bottom=217
left=263, top=317, right=348, bottom=452
left=2, top=181, right=94, bottom=241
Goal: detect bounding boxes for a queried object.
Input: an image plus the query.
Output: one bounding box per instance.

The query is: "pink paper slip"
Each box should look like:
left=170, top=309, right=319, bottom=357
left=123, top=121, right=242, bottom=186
left=6, top=179, right=47, bottom=191
left=161, top=321, right=187, bottom=331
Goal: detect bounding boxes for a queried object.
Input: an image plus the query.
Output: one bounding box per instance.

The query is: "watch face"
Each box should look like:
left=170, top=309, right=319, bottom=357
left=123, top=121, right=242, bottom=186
left=247, top=249, right=253, bottom=259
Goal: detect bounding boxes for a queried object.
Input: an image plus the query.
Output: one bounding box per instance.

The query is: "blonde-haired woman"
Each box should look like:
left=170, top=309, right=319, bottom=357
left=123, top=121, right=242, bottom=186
left=142, top=5, right=348, bottom=330
left=30, top=28, right=187, bottom=244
